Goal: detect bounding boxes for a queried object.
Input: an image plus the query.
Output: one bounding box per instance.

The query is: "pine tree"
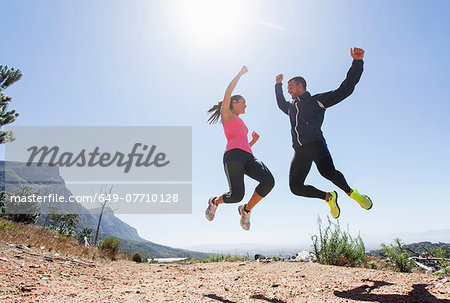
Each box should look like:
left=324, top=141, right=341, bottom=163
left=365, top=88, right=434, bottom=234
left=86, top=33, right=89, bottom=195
left=0, top=65, right=23, bottom=143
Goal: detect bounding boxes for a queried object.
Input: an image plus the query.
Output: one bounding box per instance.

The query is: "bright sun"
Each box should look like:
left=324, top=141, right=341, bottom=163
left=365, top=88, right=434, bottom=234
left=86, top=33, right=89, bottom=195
left=170, top=0, right=252, bottom=51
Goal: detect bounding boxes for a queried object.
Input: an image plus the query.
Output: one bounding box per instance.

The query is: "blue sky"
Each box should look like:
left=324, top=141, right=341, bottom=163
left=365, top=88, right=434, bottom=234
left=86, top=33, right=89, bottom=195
left=2, top=0, right=450, bottom=251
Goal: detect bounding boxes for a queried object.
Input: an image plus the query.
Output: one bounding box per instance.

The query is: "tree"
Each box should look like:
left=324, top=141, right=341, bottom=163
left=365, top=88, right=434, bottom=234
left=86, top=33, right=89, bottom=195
left=93, top=185, right=114, bottom=246
left=46, top=206, right=79, bottom=237
left=0, top=65, right=22, bottom=143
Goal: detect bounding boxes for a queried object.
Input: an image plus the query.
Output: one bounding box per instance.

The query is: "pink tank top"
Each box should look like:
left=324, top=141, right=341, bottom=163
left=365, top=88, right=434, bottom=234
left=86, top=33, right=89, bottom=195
left=223, top=115, right=253, bottom=154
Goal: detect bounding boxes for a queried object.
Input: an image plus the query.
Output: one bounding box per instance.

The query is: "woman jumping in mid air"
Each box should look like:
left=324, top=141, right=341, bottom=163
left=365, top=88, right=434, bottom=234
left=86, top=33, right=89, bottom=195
left=205, top=65, right=274, bottom=230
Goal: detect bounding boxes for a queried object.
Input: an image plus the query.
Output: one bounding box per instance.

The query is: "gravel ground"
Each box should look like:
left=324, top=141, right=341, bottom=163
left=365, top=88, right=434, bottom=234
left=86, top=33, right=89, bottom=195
left=1, top=242, right=449, bottom=302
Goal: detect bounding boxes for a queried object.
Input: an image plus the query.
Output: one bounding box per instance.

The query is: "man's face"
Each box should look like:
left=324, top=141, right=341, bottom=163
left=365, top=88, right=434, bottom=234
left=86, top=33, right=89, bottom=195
left=287, top=81, right=304, bottom=99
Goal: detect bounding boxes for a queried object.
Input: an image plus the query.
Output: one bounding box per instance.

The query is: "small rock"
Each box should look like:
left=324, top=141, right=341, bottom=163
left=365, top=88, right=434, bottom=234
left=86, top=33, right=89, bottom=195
left=20, top=285, right=35, bottom=292
left=16, top=244, right=31, bottom=250
left=29, top=264, right=40, bottom=268
left=0, top=257, right=8, bottom=261
left=435, top=283, right=443, bottom=288
left=442, top=278, right=448, bottom=283
left=224, top=286, right=229, bottom=291
left=272, top=283, right=281, bottom=288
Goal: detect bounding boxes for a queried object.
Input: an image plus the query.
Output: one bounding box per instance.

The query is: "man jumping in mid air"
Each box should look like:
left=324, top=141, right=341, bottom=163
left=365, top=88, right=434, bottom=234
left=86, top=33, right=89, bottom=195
left=275, top=47, right=372, bottom=219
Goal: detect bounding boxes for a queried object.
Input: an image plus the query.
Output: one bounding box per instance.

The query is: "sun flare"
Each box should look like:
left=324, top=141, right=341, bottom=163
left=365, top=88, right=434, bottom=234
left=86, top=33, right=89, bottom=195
left=170, top=0, right=252, bottom=51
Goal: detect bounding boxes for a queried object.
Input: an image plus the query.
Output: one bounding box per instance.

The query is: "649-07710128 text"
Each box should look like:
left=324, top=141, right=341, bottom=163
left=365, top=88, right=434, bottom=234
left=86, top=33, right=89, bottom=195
left=8, top=193, right=180, bottom=204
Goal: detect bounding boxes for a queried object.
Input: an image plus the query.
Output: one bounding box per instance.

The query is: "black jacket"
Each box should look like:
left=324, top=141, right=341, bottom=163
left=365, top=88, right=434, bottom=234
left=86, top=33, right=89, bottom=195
left=275, top=59, right=363, bottom=149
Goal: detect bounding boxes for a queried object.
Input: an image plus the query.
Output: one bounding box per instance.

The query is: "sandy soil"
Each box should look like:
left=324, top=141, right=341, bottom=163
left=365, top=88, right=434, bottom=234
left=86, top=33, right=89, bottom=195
left=1, top=242, right=449, bottom=303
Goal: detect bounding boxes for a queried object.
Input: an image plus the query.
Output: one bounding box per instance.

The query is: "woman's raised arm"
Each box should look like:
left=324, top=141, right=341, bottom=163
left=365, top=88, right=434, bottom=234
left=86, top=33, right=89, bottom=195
left=221, top=65, right=248, bottom=124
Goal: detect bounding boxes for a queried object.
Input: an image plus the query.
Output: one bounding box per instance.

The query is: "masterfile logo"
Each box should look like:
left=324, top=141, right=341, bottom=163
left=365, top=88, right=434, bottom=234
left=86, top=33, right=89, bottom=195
left=26, top=143, right=170, bottom=173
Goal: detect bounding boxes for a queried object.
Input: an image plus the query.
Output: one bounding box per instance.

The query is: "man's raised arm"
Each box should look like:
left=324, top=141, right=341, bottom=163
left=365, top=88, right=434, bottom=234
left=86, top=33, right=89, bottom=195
left=315, top=47, right=365, bottom=108
left=275, top=73, right=289, bottom=115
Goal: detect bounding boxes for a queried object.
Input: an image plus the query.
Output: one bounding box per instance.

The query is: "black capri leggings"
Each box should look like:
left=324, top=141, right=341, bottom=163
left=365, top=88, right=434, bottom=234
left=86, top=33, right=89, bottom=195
left=222, top=148, right=274, bottom=203
left=289, top=141, right=352, bottom=200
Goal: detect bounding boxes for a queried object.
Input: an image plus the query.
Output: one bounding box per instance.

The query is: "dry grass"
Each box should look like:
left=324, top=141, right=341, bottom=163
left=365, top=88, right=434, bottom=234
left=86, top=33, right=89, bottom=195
left=0, top=218, right=95, bottom=259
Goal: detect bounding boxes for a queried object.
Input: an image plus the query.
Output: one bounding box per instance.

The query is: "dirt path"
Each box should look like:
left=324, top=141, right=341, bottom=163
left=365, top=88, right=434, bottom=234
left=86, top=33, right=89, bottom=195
left=1, top=242, right=449, bottom=302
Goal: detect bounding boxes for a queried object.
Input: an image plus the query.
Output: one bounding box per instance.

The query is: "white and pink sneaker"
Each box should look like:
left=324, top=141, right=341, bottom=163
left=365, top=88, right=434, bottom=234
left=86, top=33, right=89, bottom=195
left=238, top=204, right=251, bottom=231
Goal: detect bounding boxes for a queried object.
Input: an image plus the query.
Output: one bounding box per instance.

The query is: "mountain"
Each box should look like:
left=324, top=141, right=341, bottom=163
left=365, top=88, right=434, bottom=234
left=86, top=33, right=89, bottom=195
left=0, top=161, right=209, bottom=259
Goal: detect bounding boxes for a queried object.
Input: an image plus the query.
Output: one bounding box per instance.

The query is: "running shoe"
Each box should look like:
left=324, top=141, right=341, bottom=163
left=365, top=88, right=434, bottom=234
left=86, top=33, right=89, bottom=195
left=205, top=197, right=218, bottom=221
left=349, top=189, right=373, bottom=210
left=326, top=191, right=340, bottom=219
left=238, top=204, right=251, bottom=231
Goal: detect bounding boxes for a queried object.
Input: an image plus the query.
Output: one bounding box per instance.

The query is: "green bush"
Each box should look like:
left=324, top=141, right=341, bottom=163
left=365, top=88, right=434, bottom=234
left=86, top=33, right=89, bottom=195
left=381, top=238, right=414, bottom=273
left=432, top=247, right=449, bottom=275
left=368, top=260, right=377, bottom=269
left=0, top=220, right=15, bottom=232
left=98, top=237, right=120, bottom=260
left=132, top=252, right=143, bottom=263
left=202, top=254, right=226, bottom=262
left=201, top=253, right=244, bottom=263
left=311, top=216, right=366, bottom=267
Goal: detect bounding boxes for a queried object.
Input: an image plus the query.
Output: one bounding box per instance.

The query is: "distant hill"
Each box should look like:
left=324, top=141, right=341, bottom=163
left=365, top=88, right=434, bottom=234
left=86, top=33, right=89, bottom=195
left=370, top=241, right=450, bottom=257
left=0, top=161, right=209, bottom=259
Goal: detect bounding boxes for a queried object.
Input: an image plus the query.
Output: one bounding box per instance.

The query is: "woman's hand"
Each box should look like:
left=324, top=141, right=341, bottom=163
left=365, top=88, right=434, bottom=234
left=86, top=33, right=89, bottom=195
left=252, top=131, right=259, bottom=141
left=249, top=131, right=259, bottom=147
left=239, top=65, right=248, bottom=76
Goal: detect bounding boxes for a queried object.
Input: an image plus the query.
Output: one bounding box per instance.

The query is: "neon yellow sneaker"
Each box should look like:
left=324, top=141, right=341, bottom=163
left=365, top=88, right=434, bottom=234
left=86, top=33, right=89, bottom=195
left=349, top=189, right=373, bottom=210
left=326, top=191, right=340, bottom=219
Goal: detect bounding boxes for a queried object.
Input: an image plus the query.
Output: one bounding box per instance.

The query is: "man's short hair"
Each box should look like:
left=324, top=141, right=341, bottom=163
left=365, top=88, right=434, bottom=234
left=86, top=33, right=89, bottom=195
left=288, top=76, right=307, bottom=90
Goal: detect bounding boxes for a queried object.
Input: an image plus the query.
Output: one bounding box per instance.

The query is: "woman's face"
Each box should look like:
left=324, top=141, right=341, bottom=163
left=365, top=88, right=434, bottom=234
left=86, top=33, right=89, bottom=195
left=232, top=97, right=247, bottom=115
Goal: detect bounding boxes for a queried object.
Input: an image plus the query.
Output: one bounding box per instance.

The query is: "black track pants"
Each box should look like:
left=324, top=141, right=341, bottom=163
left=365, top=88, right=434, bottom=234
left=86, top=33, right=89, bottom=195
left=222, top=148, right=274, bottom=203
left=289, top=141, right=352, bottom=200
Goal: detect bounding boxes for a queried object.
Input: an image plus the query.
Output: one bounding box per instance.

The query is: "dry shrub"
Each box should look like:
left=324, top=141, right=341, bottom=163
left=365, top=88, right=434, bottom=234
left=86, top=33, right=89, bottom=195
left=98, top=237, right=120, bottom=260
left=0, top=218, right=94, bottom=259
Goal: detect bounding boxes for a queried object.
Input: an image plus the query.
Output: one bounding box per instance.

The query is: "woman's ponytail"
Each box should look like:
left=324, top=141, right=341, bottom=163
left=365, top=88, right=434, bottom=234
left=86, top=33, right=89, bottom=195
left=206, top=101, right=223, bottom=124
